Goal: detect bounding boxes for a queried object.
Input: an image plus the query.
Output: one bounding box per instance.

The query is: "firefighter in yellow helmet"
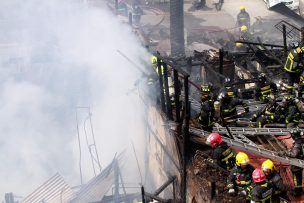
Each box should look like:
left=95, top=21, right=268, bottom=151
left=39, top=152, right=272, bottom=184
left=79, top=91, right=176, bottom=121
left=237, top=6, right=250, bottom=31
left=149, top=54, right=175, bottom=104
left=236, top=25, right=253, bottom=51
left=148, top=55, right=159, bottom=85
left=283, top=45, right=304, bottom=94
left=261, top=159, right=295, bottom=201
left=198, top=84, right=215, bottom=131
left=150, top=55, right=157, bottom=65
left=227, top=152, right=255, bottom=201
left=240, top=25, right=247, bottom=32
left=240, top=25, right=254, bottom=43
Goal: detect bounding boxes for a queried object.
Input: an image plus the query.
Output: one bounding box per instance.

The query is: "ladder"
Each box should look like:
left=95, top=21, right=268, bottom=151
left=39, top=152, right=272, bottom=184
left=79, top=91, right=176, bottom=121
left=189, top=127, right=304, bottom=168
left=212, top=127, right=295, bottom=136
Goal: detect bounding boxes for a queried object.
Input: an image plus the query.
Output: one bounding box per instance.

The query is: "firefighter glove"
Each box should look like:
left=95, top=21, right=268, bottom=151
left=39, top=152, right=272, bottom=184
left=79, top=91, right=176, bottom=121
left=228, top=188, right=235, bottom=195
left=240, top=190, right=247, bottom=196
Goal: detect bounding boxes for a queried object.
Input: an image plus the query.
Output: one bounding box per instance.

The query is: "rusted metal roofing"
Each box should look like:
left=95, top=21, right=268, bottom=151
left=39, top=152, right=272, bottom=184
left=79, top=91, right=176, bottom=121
left=21, top=173, right=74, bottom=203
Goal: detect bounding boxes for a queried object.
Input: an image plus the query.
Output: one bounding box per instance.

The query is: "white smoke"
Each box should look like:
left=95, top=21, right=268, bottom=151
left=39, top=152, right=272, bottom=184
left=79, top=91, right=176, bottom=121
left=0, top=0, right=149, bottom=199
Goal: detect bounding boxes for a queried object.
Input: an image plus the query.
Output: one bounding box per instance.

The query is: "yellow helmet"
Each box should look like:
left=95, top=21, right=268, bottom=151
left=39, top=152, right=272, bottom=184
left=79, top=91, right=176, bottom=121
left=262, top=159, right=274, bottom=171
left=150, top=55, right=157, bottom=64
left=236, top=152, right=249, bottom=166
left=241, top=25, right=248, bottom=32
left=240, top=5, right=245, bottom=11
left=235, top=42, right=243, bottom=48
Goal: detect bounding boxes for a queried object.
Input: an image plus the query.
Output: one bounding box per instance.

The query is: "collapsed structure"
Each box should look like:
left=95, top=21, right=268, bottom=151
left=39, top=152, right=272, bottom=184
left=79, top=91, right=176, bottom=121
left=5, top=0, right=304, bottom=203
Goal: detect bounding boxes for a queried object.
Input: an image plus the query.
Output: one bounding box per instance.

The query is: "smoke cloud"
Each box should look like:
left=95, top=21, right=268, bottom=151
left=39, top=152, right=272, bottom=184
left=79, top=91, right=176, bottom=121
left=0, top=0, right=149, bottom=199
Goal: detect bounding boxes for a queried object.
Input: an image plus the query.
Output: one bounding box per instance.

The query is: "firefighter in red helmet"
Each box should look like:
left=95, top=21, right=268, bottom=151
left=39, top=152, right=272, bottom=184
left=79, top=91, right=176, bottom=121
left=250, top=168, right=273, bottom=203
left=206, top=132, right=236, bottom=170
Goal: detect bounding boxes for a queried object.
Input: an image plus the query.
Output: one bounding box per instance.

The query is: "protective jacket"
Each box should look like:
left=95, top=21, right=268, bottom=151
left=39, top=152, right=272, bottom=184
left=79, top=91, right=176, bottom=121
left=198, top=97, right=215, bottom=130
left=237, top=11, right=250, bottom=28
left=285, top=139, right=304, bottom=195
left=266, top=170, right=291, bottom=201
left=227, top=164, right=255, bottom=192
left=221, top=97, right=248, bottom=124
left=251, top=182, right=273, bottom=203
left=286, top=141, right=304, bottom=172
left=284, top=46, right=304, bottom=73
left=284, top=105, right=301, bottom=125
left=255, top=81, right=277, bottom=101
left=211, top=142, right=235, bottom=170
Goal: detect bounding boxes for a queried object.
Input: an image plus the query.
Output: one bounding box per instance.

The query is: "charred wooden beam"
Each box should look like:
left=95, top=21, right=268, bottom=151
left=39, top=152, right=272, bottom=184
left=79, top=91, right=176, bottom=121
left=154, top=176, right=177, bottom=196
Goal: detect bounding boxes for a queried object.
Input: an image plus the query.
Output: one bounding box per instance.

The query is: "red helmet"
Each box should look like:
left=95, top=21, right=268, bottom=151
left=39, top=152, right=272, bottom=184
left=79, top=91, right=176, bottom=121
left=252, top=168, right=266, bottom=183
left=207, top=133, right=223, bottom=147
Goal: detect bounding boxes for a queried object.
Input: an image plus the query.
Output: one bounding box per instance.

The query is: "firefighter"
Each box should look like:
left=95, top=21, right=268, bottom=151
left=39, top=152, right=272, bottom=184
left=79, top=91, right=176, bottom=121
left=206, top=132, right=236, bottom=170
left=239, top=25, right=253, bottom=41
left=251, top=99, right=278, bottom=128
left=117, top=0, right=128, bottom=16
left=227, top=152, right=255, bottom=201
left=237, top=6, right=250, bottom=30
left=198, top=84, right=215, bottom=131
left=282, top=95, right=301, bottom=127
left=250, top=168, right=273, bottom=203
left=251, top=16, right=264, bottom=36
left=236, top=25, right=254, bottom=52
left=149, top=54, right=175, bottom=105
left=261, top=159, right=294, bottom=201
left=192, top=0, right=206, bottom=10
left=254, top=73, right=277, bottom=102
left=279, top=128, right=304, bottom=196
left=132, top=4, right=142, bottom=25
left=219, top=89, right=249, bottom=126
left=283, top=45, right=304, bottom=94
left=148, top=54, right=161, bottom=85
left=221, top=78, right=237, bottom=98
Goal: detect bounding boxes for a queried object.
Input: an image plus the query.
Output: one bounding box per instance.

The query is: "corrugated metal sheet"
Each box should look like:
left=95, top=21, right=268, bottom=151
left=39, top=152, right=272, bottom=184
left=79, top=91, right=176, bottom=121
left=70, top=160, right=116, bottom=203
left=21, top=173, right=74, bottom=203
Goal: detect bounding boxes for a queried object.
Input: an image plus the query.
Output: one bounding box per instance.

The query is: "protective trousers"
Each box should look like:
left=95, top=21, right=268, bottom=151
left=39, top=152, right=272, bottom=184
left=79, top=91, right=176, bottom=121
left=292, top=167, right=303, bottom=195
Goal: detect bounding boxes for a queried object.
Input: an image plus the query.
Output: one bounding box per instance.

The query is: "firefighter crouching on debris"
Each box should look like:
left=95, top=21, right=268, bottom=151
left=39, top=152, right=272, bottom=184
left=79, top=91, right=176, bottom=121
left=198, top=84, right=215, bottom=131
left=283, top=45, right=304, bottom=94
left=281, top=95, right=301, bottom=128
left=237, top=6, right=250, bottom=31
left=254, top=73, right=277, bottom=102
left=227, top=152, right=255, bottom=201
left=250, top=168, right=273, bottom=203
left=206, top=132, right=236, bottom=170
left=251, top=99, right=279, bottom=128
left=261, top=159, right=295, bottom=201
left=279, top=128, right=304, bottom=196
left=235, top=25, right=254, bottom=51
left=239, top=25, right=253, bottom=42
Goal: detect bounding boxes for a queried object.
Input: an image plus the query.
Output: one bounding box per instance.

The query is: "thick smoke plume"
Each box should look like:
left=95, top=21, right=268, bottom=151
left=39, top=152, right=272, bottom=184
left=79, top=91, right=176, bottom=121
left=0, top=0, right=149, bottom=199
